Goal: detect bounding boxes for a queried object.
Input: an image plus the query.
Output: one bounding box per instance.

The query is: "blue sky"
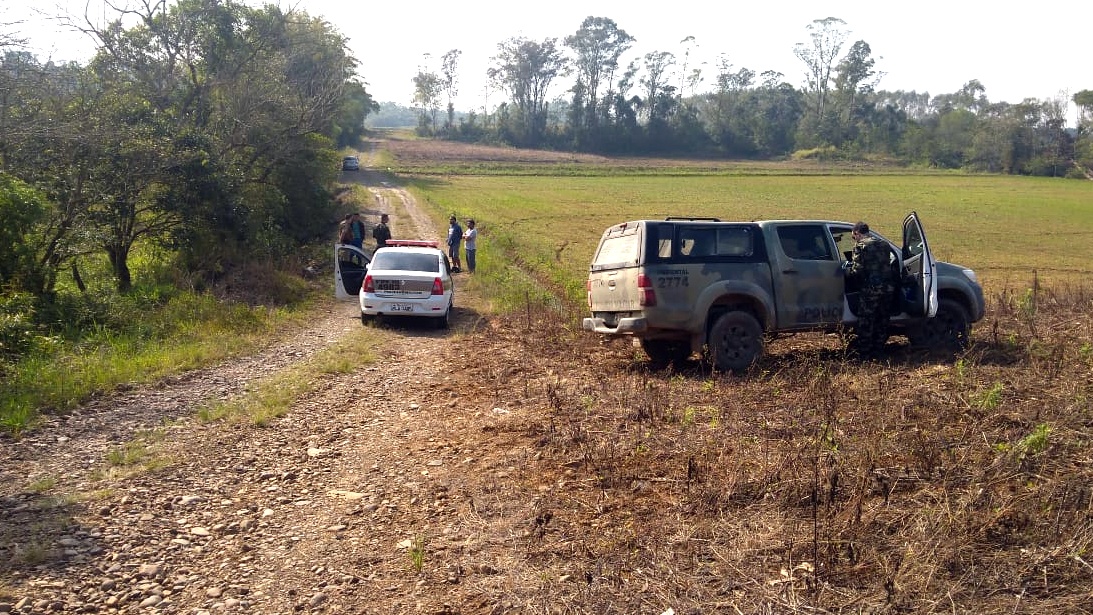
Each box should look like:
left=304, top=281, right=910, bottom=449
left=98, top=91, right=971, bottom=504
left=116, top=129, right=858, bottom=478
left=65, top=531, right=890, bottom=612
left=6, top=0, right=1089, bottom=122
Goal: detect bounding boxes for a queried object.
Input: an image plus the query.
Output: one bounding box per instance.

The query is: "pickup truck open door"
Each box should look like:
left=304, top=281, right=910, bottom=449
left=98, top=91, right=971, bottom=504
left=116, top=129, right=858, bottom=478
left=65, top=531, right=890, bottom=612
left=902, top=212, right=938, bottom=318
left=334, top=243, right=371, bottom=300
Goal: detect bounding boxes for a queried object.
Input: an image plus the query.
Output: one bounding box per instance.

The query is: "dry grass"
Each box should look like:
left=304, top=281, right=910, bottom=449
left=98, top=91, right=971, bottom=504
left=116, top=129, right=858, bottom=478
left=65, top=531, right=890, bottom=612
left=435, top=279, right=1093, bottom=613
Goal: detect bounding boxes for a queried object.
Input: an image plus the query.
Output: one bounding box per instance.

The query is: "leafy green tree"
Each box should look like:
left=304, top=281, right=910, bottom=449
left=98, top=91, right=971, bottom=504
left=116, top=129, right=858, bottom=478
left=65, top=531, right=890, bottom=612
left=743, top=77, right=803, bottom=157
left=933, top=108, right=977, bottom=167
left=1035, top=96, right=1073, bottom=177
left=0, top=54, right=105, bottom=295
left=1075, top=90, right=1093, bottom=128
left=85, top=96, right=179, bottom=292
left=564, top=17, right=633, bottom=145
left=704, top=55, right=755, bottom=154
left=76, top=0, right=356, bottom=288
left=1074, top=90, right=1093, bottom=174
left=413, top=67, right=442, bottom=135
left=957, top=80, right=988, bottom=114
left=488, top=37, right=568, bottom=147
left=831, top=40, right=878, bottom=147
left=793, top=16, right=848, bottom=143
left=441, top=49, right=461, bottom=133
left=640, top=51, right=676, bottom=125
left=859, top=103, right=907, bottom=155
left=332, top=80, right=379, bottom=147
left=598, top=60, right=641, bottom=153
left=932, top=80, right=988, bottom=114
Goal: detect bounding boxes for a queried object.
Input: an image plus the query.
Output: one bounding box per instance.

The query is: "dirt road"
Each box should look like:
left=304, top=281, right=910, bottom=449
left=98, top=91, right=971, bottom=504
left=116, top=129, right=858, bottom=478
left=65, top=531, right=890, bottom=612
left=0, top=147, right=565, bottom=614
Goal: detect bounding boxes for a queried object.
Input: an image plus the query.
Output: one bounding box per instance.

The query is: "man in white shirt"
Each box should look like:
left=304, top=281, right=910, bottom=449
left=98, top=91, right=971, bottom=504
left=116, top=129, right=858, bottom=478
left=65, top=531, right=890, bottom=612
left=462, top=219, right=478, bottom=273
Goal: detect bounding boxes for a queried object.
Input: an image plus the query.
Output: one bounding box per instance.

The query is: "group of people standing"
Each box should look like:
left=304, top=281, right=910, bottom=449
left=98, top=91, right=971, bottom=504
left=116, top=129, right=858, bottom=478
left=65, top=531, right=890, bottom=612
left=338, top=211, right=475, bottom=274
left=338, top=212, right=391, bottom=249
left=446, top=215, right=477, bottom=273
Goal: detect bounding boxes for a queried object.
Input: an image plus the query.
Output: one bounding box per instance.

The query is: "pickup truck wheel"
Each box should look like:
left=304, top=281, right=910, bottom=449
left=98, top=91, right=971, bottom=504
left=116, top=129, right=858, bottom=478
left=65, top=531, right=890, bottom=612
left=707, top=311, right=764, bottom=373
left=641, top=340, right=692, bottom=367
left=909, top=298, right=970, bottom=351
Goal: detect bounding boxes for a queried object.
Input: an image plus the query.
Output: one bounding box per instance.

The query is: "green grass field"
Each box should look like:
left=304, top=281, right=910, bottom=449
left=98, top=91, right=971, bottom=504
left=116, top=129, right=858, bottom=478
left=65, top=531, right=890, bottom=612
left=408, top=173, right=1093, bottom=300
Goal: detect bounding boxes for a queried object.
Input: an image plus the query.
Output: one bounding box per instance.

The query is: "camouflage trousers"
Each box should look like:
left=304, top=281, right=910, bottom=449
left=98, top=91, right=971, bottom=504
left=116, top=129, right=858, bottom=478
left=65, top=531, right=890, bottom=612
left=851, top=286, right=892, bottom=356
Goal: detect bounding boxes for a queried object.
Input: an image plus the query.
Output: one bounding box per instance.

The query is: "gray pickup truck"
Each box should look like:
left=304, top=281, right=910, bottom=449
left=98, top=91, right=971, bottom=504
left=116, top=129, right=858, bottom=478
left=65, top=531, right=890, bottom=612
left=583, top=212, right=985, bottom=371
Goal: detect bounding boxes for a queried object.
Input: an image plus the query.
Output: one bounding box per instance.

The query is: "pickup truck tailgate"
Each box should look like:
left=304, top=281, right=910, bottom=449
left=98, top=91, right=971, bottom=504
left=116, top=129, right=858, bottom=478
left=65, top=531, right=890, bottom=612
left=588, top=267, right=642, bottom=312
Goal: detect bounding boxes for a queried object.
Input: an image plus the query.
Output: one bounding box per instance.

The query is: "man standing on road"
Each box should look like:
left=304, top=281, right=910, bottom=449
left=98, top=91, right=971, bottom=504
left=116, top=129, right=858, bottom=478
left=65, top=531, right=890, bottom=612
left=447, top=215, right=463, bottom=272
left=845, top=221, right=896, bottom=358
left=462, top=219, right=478, bottom=273
left=372, top=213, right=391, bottom=249
left=347, top=213, right=366, bottom=249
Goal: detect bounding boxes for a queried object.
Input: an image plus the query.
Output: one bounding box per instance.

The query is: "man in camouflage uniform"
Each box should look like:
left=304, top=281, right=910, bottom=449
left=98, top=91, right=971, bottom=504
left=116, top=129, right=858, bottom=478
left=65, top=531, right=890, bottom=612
left=845, top=221, right=896, bottom=358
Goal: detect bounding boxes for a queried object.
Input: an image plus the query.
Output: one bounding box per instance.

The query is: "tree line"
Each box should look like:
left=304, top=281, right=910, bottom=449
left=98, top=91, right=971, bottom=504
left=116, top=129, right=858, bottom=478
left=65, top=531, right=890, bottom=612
left=413, top=17, right=1093, bottom=176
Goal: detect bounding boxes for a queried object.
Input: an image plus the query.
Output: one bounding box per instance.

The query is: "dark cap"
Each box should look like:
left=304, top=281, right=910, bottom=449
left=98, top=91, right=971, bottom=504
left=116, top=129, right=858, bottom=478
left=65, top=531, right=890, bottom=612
left=852, top=221, right=869, bottom=234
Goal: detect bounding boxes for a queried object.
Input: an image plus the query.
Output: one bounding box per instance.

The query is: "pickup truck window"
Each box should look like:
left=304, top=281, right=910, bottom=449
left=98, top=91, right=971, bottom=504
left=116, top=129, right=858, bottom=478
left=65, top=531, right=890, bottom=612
left=657, top=224, right=673, bottom=258
left=904, top=223, right=926, bottom=258
left=777, top=225, right=832, bottom=261
left=717, top=227, right=753, bottom=256
left=679, top=228, right=716, bottom=257
left=676, top=226, right=756, bottom=258
left=592, top=229, right=641, bottom=269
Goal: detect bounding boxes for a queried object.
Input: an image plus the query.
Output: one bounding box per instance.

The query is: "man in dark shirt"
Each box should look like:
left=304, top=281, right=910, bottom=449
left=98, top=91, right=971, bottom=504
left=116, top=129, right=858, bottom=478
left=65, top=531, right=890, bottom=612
left=845, top=221, right=896, bottom=358
left=372, top=213, right=391, bottom=248
left=446, top=215, right=463, bottom=272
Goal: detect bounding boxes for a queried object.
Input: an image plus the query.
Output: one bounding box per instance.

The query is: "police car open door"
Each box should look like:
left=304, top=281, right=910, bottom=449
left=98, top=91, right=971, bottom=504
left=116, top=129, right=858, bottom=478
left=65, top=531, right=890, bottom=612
left=901, top=212, right=938, bottom=318
left=334, top=243, right=371, bottom=300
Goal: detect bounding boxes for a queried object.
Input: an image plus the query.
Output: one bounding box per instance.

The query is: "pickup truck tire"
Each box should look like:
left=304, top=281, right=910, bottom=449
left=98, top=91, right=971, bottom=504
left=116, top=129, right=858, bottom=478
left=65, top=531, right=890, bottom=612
left=641, top=339, right=692, bottom=367
left=908, top=298, right=970, bottom=351
left=707, top=311, right=764, bottom=372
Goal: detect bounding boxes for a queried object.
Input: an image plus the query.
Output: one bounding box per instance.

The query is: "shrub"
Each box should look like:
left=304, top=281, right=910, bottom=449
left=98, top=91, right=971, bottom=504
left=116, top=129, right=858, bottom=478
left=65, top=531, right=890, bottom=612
left=0, top=293, right=41, bottom=362
left=1064, top=166, right=1089, bottom=180
left=0, top=174, right=49, bottom=293
left=791, top=145, right=839, bottom=161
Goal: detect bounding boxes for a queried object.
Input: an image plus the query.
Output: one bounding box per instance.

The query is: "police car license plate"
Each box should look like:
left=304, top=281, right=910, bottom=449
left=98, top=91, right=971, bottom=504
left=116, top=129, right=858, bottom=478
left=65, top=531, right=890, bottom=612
left=391, top=303, right=413, bottom=312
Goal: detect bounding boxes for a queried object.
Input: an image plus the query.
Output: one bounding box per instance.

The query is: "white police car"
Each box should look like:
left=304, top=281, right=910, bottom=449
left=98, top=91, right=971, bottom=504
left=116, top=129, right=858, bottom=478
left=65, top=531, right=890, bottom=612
left=334, top=240, right=454, bottom=328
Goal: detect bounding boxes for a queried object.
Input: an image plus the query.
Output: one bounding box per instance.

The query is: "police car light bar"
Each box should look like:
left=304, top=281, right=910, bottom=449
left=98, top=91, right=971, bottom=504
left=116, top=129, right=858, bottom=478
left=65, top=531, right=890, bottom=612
left=384, top=240, right=440, bottom=248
